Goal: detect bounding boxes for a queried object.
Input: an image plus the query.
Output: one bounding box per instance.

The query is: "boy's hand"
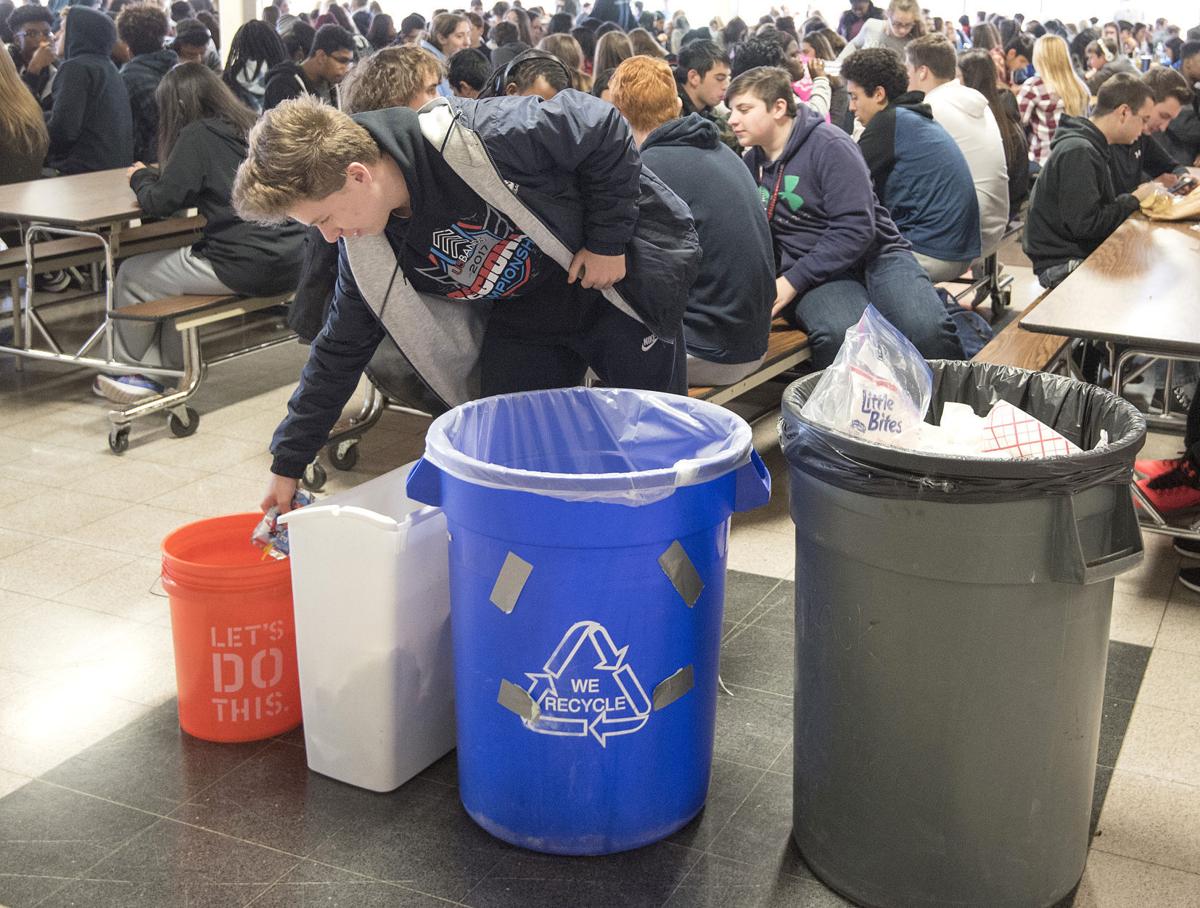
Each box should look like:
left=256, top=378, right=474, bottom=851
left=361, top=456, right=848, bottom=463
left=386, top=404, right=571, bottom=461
left=772, top=275, right=798, bottom=317
left=28, top=41, right=55, bottom=74
left=1132, top=182, right=1158, bottom=203
left=568, top=249, right=626, bottom=290
left=262, top=474, right=299, bottom=514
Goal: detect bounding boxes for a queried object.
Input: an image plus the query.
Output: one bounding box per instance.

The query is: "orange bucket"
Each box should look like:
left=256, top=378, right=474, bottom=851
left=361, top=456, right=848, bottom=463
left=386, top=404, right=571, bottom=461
left=161, top=513, right=301, bottom=743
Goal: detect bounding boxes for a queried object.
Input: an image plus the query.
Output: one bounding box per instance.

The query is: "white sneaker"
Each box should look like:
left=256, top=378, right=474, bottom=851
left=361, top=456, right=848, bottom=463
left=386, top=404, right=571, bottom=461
left=93, top=374, right=164, bottom=404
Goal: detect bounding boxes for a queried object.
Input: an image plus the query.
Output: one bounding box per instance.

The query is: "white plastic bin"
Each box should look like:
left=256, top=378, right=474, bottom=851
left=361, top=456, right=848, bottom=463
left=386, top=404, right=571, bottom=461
left=279, top=464, right=456, bottom=792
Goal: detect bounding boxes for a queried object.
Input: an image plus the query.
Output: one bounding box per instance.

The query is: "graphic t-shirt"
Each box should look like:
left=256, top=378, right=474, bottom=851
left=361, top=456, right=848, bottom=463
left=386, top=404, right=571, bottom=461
left=388, top=203, right=554, bottom=301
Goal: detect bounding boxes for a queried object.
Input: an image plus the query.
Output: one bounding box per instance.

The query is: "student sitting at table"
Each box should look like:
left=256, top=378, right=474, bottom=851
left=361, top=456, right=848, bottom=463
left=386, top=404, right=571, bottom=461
left=726, top=65, right=963, bottom=369
left=609, top=55, right=774, bottom=386
left=1161, top=41, right=1200, bottom=166
left=841, top=47, right=981, bottom=282
left=1016, top=34, right=1090, bottom=173
left=1107, top=67, right=1193, bottom=194
left=263, top=23, right=354, bottom=110
left=0, top=42, right=48, bottom=185
left=46, top=6, right=133, bottom=175
left=5, top=3, right=57, bottom=111
left=1022, top=74, right=1157, bottom=290
left=117, top=4, right=175, bottom=165
left=95, top=63, right=306, bottom=404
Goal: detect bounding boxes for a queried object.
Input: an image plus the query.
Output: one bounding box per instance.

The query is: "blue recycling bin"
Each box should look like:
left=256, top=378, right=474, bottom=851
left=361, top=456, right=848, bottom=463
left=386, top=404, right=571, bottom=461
left=406, top=387, right=770, bottom=855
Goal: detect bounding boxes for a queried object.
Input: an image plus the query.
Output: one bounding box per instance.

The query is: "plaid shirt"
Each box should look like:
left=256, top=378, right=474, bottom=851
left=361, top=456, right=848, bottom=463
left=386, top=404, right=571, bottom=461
left=1017, top=75, right=1067, bottom=165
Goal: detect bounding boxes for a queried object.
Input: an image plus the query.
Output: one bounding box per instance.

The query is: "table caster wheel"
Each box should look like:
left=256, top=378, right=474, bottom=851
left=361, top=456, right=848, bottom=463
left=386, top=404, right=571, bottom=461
left=303, top=461, right=327, bottom=492
left=109, top=427, right=130, bottom=454
left=330, top=440, right=359, bottom=471
left=168, top=406, right=200, bottom=438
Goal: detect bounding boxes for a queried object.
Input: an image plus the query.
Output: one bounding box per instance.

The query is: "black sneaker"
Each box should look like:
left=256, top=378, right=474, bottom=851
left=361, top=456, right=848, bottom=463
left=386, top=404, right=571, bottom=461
left=1175, top=537, right=1200, bottom=560
left=1180, top=567, right=1200, bottom=595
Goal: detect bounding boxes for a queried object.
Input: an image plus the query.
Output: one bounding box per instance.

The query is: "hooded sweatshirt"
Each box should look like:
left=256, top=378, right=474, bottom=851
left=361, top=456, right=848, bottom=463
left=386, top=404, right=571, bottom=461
left=640, top=114, right=774, bottom=364
left=857, top=90, right=981, bottom=262
left=1022, top=114, right=1140, bottom=274
left=743, top=103, right=910, bottom=301
left=1108, top=132, right=1186, bottom=194
left=46, top=6, right=133, bottom=174
left=129, top=118, right=307, bottom=294
left=262, top=60, right=334, bottom=111
left=924, top=79, right=1009, bottom=256
left=121, top=49, right=178, bottom=163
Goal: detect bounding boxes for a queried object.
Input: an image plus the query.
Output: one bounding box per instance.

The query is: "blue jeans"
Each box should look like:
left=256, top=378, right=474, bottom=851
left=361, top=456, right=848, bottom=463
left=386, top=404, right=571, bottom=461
left=785, top=249, right=965, bottom=369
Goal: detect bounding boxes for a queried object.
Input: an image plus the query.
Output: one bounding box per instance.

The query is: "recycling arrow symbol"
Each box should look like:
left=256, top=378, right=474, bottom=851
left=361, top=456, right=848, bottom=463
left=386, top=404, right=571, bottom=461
left=523, top=620, right=651, bottom=747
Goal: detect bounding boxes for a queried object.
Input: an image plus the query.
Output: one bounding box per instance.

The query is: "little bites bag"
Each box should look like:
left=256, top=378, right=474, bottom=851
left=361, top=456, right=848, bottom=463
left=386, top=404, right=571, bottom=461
left=800, top=306, right=932, bottom=447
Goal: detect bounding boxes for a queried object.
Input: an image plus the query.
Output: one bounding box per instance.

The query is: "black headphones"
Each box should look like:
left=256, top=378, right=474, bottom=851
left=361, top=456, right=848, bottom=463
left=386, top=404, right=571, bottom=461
left=481, top=48, right=574, bottom=98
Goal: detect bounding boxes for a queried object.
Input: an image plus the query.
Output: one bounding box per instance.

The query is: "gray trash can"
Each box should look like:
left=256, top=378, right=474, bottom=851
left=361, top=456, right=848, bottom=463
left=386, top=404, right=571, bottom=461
left=779, top=360, right=1147, bottom=908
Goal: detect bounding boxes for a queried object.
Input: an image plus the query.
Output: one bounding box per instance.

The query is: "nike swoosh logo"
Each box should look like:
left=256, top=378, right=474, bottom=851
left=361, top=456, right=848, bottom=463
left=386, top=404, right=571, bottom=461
left=641, top=336, right=658, bottom=352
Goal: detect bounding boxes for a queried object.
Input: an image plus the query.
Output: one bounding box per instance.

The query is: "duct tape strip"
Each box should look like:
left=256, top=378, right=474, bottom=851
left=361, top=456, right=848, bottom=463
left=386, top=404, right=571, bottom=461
left=653, top=664, right=694, bottom=711
left=490, top=551, right=533, bottom=614
left=497, top=679, right=540, bottom=724
left=658, top=540, right=704, bottom=607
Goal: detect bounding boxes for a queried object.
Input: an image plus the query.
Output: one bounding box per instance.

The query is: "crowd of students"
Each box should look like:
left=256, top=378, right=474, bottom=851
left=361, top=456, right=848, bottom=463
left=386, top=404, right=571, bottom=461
left=1, top=1, right=1199, bottom=559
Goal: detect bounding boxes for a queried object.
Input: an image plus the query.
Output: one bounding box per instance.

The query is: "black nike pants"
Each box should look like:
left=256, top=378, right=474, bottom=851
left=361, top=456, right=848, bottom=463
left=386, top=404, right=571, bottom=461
left=479, top=278, right=685, bottom=396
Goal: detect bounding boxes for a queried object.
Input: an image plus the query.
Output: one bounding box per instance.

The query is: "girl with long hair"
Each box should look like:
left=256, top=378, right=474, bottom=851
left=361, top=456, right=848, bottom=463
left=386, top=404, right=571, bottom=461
left=1017, top=34, right=1090, bottom=167
left=959, top=48, right=1030, bottom=216
left=366, top=13, right=396, bottom=52
left=594, top=30, right=633, bottom=74
left=628, top=27, right=667, bottom=59
left=421, top=12, right=471, bottom=96
left=222, top=19, right=288, bottom=112
left=836, top=0, right=925, bottom=61
left=0, top=47, right=48, bottom=184
left=100, top=63, right=306, bottom=402
left=540, top=32, right=592, bottom=91
left=505, top=6, right=533, bottom=46
left=572, top=25, right=596, bottom=73
left=801, top=30, right=849, bottom=131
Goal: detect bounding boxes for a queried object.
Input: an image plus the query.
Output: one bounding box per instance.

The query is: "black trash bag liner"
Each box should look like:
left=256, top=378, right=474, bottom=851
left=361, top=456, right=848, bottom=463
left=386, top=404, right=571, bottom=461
left=779, top=359, right=1147, bottom=502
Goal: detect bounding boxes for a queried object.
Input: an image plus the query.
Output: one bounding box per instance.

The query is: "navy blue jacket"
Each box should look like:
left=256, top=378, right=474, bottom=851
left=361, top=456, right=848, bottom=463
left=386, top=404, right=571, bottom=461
left=641, top=114, right=773, bottom=364
left=857, top=92, right=981, bottom=262
left=743, top=104, right=909, bottom=302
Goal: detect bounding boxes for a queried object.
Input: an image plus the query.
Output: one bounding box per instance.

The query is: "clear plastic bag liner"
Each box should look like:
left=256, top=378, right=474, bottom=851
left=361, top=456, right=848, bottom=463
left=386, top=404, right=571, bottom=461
left=780, top=360, right=1147, bottom=503
left=423, top=386, right=754, bottom=506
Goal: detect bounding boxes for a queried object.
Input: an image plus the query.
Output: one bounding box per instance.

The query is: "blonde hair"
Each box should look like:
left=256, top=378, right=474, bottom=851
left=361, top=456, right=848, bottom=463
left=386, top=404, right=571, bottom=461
left=1033, top=34, right=1089, bottom=117
left=233, top=96, right=381, bottom=224
left=609, top=55, right=678, bottom=133
left=0, top=47, right=49, bottom=164
left=341, top=45, right=442, bottom=112
left=539, top=33, right=592, bottom=92
left=887, top=0, right=927, bottom=37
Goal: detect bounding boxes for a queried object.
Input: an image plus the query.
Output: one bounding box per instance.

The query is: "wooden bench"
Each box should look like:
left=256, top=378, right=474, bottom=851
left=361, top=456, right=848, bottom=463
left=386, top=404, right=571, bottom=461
left=104, top=291, right=295, bottom=453
left=688, top=321, right=811, bottom=406
left=971, top=291, right=1070, bottom=372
